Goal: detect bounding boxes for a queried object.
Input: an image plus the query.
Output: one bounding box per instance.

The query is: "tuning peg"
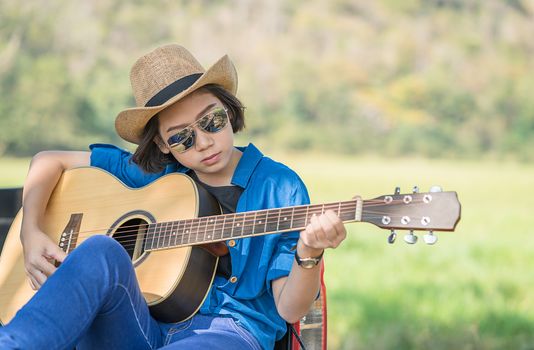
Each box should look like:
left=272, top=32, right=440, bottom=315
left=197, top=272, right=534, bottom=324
left=394, top=186, right=400, bottom=195
left=412, top=186, right=419, bottom=193
left=429, top=185, right=443, bottom=193
left=387, top=230, right=397, bottom=244
left=404, top=230, right=418, bottom=244
left=423, top=231, right=438, bottom=245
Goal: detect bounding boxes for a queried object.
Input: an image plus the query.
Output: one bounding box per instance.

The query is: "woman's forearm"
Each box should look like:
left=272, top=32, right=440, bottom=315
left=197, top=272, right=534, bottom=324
left=21, top=151, right=90, bottom=236
left=273, top=241, right=323, bottom=324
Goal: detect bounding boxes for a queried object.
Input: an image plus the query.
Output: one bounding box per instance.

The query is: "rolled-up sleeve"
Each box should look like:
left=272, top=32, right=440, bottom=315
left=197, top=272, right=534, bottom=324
left=265, top=175, right=310, bottom=295
left=89, top=143, right=164, bottom=188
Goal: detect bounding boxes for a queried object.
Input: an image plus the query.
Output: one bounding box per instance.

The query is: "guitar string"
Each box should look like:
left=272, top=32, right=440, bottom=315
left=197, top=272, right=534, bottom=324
left=63, top=198, right=419, bottom=241
left=60, top=200, right=434, bottom=249
left=62, top=197, right=425, bottom=239
left=62, top=217, right=438, bottom=252
left=63, top=202, right=359, bottom=242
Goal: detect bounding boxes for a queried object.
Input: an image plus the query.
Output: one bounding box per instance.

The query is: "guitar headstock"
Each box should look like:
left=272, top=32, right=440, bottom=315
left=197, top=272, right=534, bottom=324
left=362, top=186, right=461, bottom=245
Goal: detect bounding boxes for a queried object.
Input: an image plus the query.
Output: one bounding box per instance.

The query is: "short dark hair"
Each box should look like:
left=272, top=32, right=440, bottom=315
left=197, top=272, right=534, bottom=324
left=131, top=84, right=245, bottom=173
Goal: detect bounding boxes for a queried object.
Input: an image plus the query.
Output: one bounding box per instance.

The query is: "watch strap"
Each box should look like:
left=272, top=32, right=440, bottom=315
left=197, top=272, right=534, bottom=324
left=295, top=250, right=324, bottom=266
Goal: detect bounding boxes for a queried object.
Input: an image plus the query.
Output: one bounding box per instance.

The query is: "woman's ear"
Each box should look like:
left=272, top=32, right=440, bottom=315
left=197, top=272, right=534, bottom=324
left=154, top=135, right=170, bottom=154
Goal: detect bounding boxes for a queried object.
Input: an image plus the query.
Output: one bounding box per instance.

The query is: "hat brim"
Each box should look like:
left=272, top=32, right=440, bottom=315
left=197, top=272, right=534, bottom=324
left=115, top=54, right=237, bottom=144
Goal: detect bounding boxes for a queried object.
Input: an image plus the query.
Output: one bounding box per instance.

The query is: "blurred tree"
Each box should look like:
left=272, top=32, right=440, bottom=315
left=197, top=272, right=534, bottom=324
left=0, top=0, right=533, bottom=160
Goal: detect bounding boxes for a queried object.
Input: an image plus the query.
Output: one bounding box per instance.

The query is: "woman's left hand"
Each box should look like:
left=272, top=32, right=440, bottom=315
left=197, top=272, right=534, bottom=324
left=298, top=210, right=347, bottom=255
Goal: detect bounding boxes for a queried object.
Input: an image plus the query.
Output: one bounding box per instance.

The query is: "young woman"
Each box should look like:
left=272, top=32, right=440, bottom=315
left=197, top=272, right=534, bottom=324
left=0, top=44, right=347, bottom=350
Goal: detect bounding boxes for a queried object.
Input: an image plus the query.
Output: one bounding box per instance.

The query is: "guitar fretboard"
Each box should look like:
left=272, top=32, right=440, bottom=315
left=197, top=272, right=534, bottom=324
left=144, top=200, right=360, bottom=251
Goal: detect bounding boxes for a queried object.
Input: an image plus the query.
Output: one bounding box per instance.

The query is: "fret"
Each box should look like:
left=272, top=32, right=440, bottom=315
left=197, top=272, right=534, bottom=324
left=340, top=201, right=357, bottom=221
left=265, top=208, right=280, bottom=233
left=193, top=218, right=205, bottom=243
left=228, top=214, right=237, bottom=239
left=213, top=216, right=223, bottom=241
left=162, top=222, right=169, bottom=248
left=199, top=218, right=206, bottom=243
left=235, top=213, right=245, bottom=237
left=322, top=202, right=339, bottom=222
left=263, top=210, right=269, bottom=233
left=222, top=214, right=235, bottom=239
left=157, top=222, right=163, bottom=249
left=205, top=216, right=216, bottom=242
left=201, top=217, right=208, bottom=242
left=169, top=221, right=176, bottom=247
left=146, top=223, right=156, bottom=250
left=170, top=221, right=178, bottom=247
left=292, top=207, right=307, bottom=229
left=252, top=211, right=258, bottom=235
left=158, top=222, right=165, bottom=249
left=254, top=211, right=267, bottom=234
left=219, top=214, right=227, bottom=240
left=276, top=208, right=281, bottom=231
left=176, top=220, right=183, bottom=246
left=278, top=208, right=292, bottom=231
left=176, top=221, right=183, bottom=246
left=328, top=202, right=340, bottom=210
left=242, top=212, right=255, bottom=236
left=154, top=223, right=162, bottom=249
left=184, top=219, right=193, bottom=245
left=151, top=223, right=157, bottom=249
left=309, top=204, right=324, bottom=218
left=163, top=221, right=172, bottom=248
left=189, top=219, right=196, bottom=244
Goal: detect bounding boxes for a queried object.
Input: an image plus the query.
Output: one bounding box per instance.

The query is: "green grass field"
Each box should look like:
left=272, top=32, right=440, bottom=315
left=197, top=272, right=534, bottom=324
left=1, top=154, right=533, bottom=349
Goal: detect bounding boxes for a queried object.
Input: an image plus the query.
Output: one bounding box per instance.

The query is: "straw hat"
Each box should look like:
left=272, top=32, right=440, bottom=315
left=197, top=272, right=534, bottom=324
left=115, top=44, right=238, bottom=144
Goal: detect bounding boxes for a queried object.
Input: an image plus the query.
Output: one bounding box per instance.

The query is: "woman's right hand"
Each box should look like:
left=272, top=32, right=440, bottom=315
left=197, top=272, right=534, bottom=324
left=20, top=226, right=67, bottom=290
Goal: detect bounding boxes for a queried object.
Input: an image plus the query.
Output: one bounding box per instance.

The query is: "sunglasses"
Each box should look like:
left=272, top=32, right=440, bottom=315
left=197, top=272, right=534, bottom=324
left=166, top=107, right=229, bottom=153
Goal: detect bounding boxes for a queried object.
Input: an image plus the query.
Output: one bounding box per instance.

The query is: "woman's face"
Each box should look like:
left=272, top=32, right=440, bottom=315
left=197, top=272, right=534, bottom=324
left=156, top=90, right=240, bottom=185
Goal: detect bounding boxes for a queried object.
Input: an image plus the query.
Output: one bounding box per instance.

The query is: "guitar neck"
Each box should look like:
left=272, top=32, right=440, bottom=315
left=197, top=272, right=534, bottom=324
left=145, top=199, right=361, bottom=251
left=144, top=190, right=460, bottom=251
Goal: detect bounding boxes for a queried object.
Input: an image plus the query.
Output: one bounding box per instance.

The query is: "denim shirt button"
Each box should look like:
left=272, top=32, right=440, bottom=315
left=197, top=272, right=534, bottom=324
left=228, top=240, right=236, bottom=247
left=229, top=276, right=238, bottom=283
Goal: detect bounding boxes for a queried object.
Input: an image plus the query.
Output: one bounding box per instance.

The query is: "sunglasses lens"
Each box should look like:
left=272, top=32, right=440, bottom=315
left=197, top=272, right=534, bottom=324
left=199, top=108, right=228, bottom=133
left=168, top=129, right=194, bottom=152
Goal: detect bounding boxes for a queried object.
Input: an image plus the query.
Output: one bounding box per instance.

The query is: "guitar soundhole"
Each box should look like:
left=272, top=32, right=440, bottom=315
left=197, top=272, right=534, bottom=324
left=113, top=218, right=149, bottom=261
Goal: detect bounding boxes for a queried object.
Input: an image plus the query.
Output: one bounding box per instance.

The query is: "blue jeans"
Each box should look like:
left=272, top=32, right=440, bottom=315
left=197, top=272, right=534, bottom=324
left=0, top=235, right=261, bottom=350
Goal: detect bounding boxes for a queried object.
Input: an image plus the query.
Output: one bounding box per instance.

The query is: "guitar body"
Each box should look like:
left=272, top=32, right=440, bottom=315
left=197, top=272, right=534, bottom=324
left=0, top=167, right=222, bottom=325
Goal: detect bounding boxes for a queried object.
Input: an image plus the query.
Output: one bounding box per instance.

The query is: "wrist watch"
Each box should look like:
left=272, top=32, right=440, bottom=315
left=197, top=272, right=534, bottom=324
left=295, top=250, right=324, bottom=269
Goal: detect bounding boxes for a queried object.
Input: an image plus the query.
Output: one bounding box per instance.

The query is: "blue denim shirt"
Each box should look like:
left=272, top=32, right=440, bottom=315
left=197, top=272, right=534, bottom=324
left=89, top=143, right=310, bottom=350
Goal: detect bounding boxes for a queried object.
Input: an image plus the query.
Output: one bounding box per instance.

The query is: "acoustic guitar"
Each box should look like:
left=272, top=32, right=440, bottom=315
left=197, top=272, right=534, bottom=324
left=0, top=167, right=461, bottom=325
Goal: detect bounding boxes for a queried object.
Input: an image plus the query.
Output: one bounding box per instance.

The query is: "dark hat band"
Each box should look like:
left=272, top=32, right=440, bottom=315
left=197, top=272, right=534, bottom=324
left=144, top=73, right=203, bottom=107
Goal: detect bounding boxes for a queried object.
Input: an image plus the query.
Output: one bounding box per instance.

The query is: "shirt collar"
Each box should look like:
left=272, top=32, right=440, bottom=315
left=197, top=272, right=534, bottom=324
left=231, top=143, right=263, bottom=188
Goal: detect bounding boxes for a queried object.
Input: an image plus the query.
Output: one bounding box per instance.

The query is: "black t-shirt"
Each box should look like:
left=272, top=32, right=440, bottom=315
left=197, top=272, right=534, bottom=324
left=187, top=171, right=243, bottom=279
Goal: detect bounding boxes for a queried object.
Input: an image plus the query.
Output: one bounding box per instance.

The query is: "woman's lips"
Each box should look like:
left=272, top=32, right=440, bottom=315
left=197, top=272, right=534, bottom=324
left=201, top=152, right=221, bottom=165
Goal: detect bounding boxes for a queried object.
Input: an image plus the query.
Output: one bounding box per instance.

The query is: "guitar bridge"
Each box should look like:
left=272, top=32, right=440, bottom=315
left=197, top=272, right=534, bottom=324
left=58, top=213, right=83, bottom=255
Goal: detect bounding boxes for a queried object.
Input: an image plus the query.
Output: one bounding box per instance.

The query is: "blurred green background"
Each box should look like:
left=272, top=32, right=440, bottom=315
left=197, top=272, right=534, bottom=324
left=1, top=0, right=533, bottom=349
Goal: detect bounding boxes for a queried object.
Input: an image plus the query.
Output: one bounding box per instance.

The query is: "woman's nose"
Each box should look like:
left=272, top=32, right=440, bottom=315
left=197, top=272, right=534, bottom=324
left=194, top=128, right=214, bottom=151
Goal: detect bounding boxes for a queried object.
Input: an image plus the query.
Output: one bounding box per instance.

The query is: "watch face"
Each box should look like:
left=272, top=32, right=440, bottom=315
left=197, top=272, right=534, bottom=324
left=300, top=259, right=318, bottom=269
